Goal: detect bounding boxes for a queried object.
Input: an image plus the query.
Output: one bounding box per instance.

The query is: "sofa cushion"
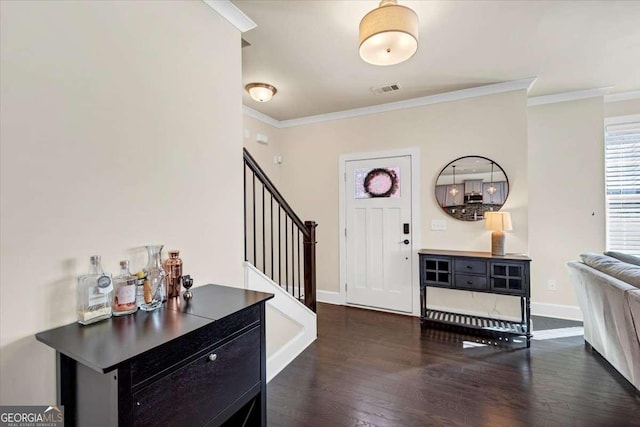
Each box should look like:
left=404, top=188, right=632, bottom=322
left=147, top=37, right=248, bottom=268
left=580, top=253, right=640, bottom=287
left=605, top=251, right=640, bottom=266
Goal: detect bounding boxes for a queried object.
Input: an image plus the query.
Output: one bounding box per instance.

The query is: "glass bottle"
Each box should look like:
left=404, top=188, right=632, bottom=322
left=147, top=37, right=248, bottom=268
left=77, top=255, right=113, bottom=325
left=140, top=245, right=165, bottom=312
left=135, top=271, right=146, bottom=309
left=112, top=260, right=138, bottom=316
left=163, top=250, right=183, bottom=298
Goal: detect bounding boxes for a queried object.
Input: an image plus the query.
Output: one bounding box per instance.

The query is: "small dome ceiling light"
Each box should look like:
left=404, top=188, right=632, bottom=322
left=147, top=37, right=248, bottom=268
left=359, top=0, right=419, bottom=66
left=245, top=83, right=277, bottom=102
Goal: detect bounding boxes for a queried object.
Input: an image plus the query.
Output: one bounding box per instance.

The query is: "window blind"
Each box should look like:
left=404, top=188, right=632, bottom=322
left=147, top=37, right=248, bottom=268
left=605, top=120, right=640, bottom=255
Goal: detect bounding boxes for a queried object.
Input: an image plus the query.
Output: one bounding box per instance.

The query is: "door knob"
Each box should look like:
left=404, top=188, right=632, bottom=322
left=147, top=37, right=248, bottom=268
left=400, top=239, right=410, bottom=245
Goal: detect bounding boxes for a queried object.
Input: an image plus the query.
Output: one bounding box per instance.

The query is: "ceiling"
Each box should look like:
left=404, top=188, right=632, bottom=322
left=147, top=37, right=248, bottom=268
left=234, top=1, right=640, bottom=121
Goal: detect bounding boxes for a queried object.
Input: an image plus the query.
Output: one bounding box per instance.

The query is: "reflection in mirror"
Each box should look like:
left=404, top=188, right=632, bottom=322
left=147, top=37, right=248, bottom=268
left=435, top=156, right=509, bottom=221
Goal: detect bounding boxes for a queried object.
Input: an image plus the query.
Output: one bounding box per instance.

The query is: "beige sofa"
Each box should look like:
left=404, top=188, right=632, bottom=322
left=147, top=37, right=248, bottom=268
left=567, top=253, right=640, bottom=391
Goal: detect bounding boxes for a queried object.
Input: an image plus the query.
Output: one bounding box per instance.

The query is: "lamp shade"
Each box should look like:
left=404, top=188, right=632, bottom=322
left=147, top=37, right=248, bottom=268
left=484, top=212, right=513, bottom=232
left=359, top=0, right=419, bottom=66
left=245, top=83, right=277, bottom=102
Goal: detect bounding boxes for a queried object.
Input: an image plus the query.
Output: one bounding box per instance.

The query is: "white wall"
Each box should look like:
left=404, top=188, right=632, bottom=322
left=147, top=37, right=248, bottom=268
left=605, top=98, right=640, bottom=118
left=242, top=90, right=640, bottom=324
left=243, top=93, right=639, bottom=320
left=243, top=115, right=283, bottom=186
left=528, top=98, right=606, bottom=315
left=243, top=91, right=529, bottom=319
left=0, top=1, right=244, bottom=404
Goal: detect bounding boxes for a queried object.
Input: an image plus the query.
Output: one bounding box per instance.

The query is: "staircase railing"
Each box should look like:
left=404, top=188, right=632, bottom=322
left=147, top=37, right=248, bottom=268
left=243, top=148, right=317, bottom=312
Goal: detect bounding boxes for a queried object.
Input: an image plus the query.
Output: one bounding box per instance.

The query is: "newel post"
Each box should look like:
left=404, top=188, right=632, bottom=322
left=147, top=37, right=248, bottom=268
left=303, top=221, right=317, bottom=312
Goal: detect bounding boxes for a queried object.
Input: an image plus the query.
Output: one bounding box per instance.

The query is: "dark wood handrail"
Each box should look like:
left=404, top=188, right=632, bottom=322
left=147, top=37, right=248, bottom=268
left=243, top=148, right=309, bottom=238
left=243, top=148, right=317, bottom=312
left=303, top=221, right=317, bottom=312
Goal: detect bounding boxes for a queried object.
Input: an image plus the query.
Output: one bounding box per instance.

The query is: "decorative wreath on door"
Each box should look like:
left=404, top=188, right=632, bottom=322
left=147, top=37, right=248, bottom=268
left=363, top=168, right=399, bottom=198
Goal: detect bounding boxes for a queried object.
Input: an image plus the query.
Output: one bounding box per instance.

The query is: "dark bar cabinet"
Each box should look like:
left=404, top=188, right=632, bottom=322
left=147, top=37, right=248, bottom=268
left=36, top=284, right=274, bottom=427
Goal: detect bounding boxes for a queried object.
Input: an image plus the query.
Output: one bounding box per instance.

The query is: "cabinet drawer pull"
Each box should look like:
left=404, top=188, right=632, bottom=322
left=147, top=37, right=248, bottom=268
left=466, top=265, right=472, bottom=269
left=208, top=353, right=217, bottom=362
left=467, top=280, right=473, bottom=285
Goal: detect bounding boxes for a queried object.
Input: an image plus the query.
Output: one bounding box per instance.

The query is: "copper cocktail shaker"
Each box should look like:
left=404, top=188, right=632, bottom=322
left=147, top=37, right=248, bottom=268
left=163, top=250, right=183, bottom=298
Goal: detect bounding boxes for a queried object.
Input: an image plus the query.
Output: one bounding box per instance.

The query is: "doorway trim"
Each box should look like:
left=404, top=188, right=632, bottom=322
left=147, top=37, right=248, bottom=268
left=338, top=147, right=422, bottom=316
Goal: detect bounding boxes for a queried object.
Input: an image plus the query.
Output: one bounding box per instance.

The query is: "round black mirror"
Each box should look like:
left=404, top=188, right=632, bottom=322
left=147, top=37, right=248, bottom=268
left=435, top=156, right=509, bottom=221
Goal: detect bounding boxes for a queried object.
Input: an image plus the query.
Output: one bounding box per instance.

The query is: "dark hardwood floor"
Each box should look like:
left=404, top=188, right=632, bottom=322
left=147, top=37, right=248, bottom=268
left=267, top=303, right=640, bottom=427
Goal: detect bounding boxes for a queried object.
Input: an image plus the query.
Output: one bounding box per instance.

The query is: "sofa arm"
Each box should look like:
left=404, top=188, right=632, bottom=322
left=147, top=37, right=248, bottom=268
left=627, top=290, right=640, bottom=344
left=567, top=261, right=640, bottom=389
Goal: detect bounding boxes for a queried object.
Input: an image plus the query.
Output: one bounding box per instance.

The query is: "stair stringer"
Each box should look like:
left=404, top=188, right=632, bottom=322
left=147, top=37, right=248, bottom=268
left=243, top=261, right=317, bottom=382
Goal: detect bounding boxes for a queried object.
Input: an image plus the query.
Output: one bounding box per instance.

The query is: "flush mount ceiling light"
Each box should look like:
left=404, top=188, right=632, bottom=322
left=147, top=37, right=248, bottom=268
left=359, top=0, right=419, bottom=66
left=245, top=83, right=277, bottom=102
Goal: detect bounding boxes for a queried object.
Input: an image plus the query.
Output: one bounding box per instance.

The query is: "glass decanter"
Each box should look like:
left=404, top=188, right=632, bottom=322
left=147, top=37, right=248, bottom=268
left=77, top=255, right=113, bottom=325
left=140, top=245, right=165, bottom=312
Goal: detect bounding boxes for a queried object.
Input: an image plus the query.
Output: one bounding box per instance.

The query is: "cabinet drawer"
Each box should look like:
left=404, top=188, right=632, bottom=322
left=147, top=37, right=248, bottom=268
left=454, top=259, right=487, bottom=275
left=455, top=274, right=488, bottom=290
left=133, top=326, right=260, bottom=427
left=131, top=305, right=259, bottom=386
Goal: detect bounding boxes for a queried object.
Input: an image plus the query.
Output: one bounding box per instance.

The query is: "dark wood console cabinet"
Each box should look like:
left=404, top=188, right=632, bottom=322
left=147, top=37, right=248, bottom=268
left=36, top=284, right=274, bottom=427
left=419, top=249, right=532, bottom=347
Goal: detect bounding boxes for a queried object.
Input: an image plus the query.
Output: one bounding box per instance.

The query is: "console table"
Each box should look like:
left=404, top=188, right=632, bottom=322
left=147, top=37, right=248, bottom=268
left=36, top=284, right=274, bottom=427
left=419, top=249, right=532, bottom=347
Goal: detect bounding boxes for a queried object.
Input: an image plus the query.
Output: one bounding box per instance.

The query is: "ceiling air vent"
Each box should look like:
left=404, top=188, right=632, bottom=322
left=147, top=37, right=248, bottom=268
left=371, top=83, right=401, bottom=95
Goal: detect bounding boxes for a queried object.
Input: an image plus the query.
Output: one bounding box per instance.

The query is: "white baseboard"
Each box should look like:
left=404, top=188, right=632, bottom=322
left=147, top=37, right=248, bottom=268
left=316, top=289, right=584, bottom=322
left=530, top=302, right=583, bottom=321
left=316, top=290, right=343, bottom=305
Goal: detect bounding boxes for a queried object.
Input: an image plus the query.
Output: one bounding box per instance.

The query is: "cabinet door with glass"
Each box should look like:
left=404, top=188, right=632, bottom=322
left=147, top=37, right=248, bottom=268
left=489, top=261, right=526, bottom=295
left=421, top=257, right=451, bottom=288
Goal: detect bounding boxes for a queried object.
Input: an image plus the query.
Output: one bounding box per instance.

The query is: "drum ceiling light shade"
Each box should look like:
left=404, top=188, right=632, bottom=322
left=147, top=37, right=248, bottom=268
left=359, top=0, right=419, bottom=66
left=245, top=83, right=277, bottom=102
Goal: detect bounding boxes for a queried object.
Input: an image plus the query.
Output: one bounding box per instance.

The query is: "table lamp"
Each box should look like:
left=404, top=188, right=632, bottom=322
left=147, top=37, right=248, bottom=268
left=484, top=211, right=512, bottom=256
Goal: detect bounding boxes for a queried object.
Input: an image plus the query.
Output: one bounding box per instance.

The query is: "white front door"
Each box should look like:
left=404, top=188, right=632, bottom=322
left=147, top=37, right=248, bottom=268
left=345, top=156, right=413, bottom=312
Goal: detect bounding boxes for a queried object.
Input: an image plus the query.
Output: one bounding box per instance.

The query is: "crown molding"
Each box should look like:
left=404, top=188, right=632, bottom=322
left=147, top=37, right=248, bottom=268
left=243, top=106, right=282, bottom=128
left=527, top=87, right=612, bottom=106
left=244, top=78, right=537, bottom=129
left=604, top=90, right=640, bottom=104
left=202, top=0, right=256, bottom=33
left=279, top=78, right=537, bottom=128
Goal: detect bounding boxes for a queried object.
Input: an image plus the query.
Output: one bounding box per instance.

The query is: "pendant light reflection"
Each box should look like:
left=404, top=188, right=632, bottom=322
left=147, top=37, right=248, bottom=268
left=487, top=162, right=497, bottom=196
left=245, top=83, right=277, bottom=103
left=359, top=0, right=419, bottom=66
left=449, top=165, right=459, bottom=196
